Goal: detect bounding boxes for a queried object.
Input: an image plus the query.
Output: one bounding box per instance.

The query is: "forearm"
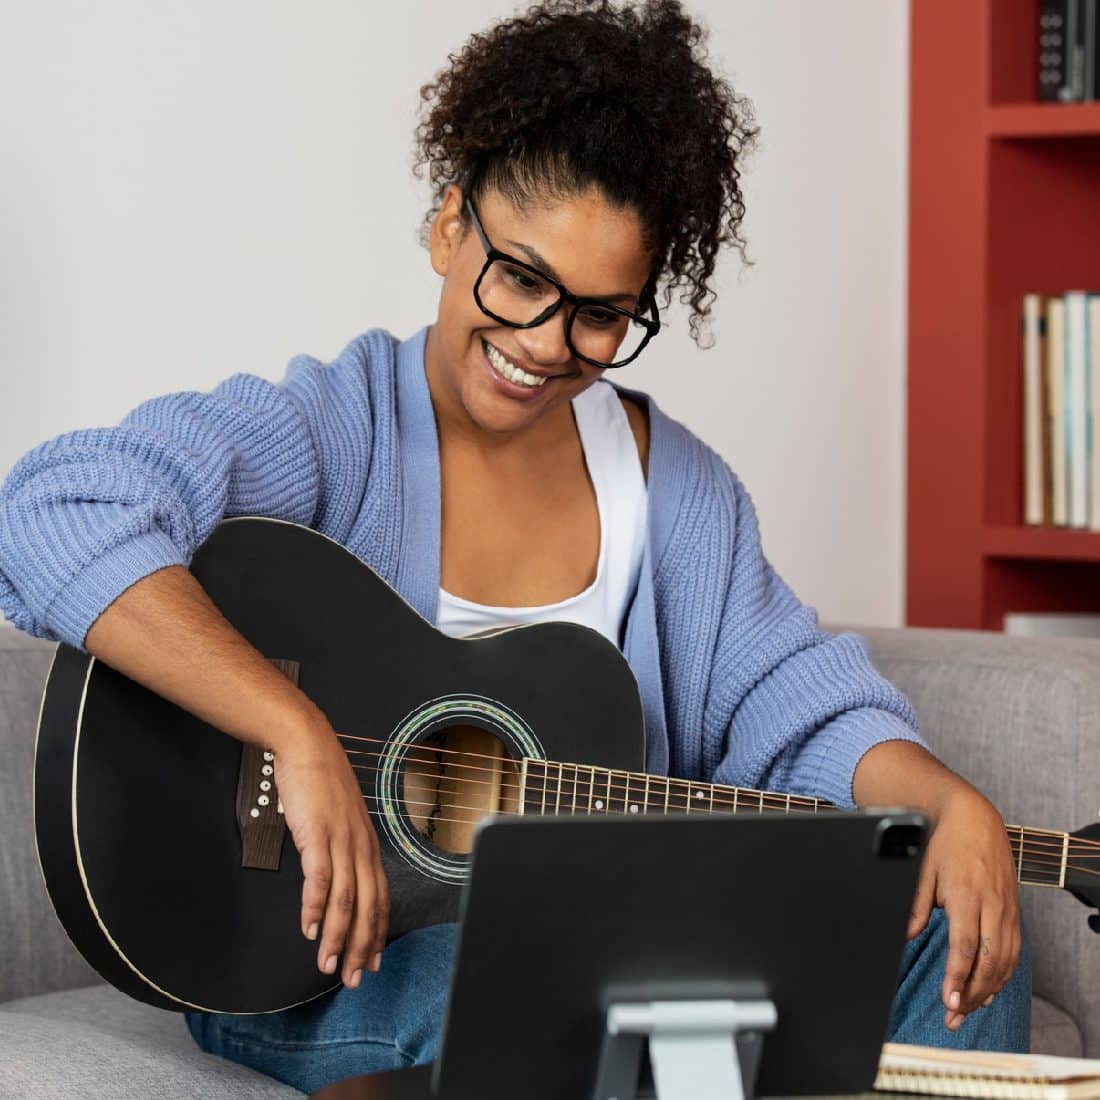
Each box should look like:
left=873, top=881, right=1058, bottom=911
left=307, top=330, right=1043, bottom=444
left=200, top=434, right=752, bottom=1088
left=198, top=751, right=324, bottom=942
left=84, top=564, right=329, bottom=753
left=852, top=740, right=975, bottom=823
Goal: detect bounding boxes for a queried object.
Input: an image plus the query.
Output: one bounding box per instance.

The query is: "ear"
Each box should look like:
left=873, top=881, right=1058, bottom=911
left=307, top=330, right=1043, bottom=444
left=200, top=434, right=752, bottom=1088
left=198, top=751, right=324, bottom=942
left=429, top=185, right=467, bottom=277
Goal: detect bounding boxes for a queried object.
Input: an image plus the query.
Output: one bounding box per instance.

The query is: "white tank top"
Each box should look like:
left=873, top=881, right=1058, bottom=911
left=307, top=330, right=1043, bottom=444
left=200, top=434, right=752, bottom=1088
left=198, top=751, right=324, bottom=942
left=436, top=381, right=648, bottom=649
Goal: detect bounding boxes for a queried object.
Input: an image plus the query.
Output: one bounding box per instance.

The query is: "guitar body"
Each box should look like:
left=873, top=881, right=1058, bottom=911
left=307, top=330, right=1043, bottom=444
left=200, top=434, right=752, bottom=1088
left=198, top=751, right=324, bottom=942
left=34, top=517, right=645, bottom=1014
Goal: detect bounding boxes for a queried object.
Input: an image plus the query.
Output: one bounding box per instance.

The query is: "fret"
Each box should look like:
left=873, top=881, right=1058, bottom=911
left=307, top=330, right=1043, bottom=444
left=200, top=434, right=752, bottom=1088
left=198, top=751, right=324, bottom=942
left=1014, top=825, right=1067, bottom=888
left=785, top=792, right=792, bottom=816
left=552, top=762, right=562, bottom=817
left=524, top=758, right=554, bottom=818
left=731, top=787, right=743, bottom=815
left=1014, top=826, right=1024, bottom=884
left=643, top=773, right=652, bottom=813
left=708, top=784, right=715, bottom=815
left=583, top=765, right=596, bottom=815
left=663, top=777, right=683, bottom=812
left=519, top=758, right=529, bottom=816
left=625, top=771, right=641, bottom=815
left=758, top=789, right=765, bottom=814
left=605, top=769, right=613, bottom=814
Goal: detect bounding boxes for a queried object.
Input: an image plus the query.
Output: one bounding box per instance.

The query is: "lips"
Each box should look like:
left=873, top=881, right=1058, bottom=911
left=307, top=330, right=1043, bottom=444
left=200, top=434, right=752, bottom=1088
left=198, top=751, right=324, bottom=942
left=482, top=340, right=551, bottom=388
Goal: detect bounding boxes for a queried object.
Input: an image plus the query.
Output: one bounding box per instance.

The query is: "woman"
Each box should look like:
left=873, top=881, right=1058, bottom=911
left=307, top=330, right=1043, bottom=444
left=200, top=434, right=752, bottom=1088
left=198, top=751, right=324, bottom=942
left=0, top=1, right=1028, bottom=1092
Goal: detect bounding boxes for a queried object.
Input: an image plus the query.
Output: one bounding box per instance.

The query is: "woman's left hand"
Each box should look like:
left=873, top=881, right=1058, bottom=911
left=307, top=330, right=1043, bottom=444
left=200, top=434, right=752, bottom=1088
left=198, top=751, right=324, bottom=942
left=907, top=784, right=1022, bottom=1031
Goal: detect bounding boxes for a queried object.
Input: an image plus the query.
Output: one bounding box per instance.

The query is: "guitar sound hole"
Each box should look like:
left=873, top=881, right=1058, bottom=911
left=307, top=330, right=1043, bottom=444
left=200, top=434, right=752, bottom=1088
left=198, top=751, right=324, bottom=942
left=401, top=726, right=520, bottom=854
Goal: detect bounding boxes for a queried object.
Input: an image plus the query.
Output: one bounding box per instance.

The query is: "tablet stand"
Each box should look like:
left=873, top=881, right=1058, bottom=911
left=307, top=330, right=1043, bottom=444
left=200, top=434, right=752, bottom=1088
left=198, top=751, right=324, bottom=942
left=592, top=998, right=778, bottom=1100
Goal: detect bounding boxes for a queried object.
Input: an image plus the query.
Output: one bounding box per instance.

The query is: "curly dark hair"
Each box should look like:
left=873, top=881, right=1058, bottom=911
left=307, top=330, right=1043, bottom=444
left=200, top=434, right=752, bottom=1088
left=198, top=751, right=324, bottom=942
left=413, top=0, right=760, bottom=345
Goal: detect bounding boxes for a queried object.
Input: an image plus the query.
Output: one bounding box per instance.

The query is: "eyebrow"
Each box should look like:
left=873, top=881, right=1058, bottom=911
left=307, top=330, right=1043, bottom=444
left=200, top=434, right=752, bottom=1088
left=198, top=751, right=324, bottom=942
left=504, top=238, right=641, bottom=305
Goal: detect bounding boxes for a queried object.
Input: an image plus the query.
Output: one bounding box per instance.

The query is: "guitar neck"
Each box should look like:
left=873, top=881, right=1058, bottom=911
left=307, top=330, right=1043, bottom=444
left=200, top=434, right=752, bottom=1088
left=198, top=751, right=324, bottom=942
left=518, top=759, right=1072, bottom=891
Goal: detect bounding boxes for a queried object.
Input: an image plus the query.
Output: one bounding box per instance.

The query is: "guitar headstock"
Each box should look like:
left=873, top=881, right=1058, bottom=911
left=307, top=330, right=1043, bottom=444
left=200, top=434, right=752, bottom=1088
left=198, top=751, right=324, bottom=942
left=1065, top=821, right=1100, bottom=934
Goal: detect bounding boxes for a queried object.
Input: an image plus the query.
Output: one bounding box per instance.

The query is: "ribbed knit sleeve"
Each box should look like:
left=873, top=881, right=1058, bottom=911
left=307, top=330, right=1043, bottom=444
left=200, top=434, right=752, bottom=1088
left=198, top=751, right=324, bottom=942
left=701, top=471, right=926, bottom=808
left=0, top=370, right=327, bottom=650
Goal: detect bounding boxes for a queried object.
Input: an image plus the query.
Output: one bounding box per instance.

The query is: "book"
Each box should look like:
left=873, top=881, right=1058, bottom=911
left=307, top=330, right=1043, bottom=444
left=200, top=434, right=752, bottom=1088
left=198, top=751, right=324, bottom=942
left=1070, top=0, right=1089, bottom=99
left=1004, top=611, right=1100, bottom=637
left=1065, top=291, right=1091, bottom=528
left=877, top=1042, right=1100, bottom=1099
left=1048, top=297, right=1068, bottom=526
left=1086, top=0, right=1099, bottom=99
left=1090, top=295, right=1100, bottom=530
left=1040, top=0, right=1072, bottom=101
left=1023, top=295, right=1047, bottom=525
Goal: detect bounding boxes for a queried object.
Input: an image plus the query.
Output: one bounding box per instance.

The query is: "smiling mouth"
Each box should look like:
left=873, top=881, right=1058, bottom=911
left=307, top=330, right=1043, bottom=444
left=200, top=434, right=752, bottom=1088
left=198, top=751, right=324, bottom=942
left=482, top=340, right=550, bottom=388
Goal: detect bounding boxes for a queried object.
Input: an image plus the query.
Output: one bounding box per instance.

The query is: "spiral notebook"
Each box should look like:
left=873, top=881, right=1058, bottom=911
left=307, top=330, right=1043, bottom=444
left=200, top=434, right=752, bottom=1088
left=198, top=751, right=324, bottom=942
left=876, top=1043, right=1100, bottom=1099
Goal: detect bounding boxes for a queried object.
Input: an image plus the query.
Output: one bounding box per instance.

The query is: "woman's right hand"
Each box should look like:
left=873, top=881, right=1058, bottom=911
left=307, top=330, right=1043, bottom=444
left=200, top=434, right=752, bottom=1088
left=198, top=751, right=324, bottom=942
left=272, top=722, right=390, bottom=990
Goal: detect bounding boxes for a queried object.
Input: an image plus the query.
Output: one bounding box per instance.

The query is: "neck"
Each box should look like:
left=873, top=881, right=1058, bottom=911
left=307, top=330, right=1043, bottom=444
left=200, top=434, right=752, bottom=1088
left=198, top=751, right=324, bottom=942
left=517, top=758, right=1078, bottom=892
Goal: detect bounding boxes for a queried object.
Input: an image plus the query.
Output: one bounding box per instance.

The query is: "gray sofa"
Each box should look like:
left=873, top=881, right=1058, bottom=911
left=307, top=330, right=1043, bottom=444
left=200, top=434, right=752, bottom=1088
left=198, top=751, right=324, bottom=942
left=1, top=622, right=1098, bottom=1097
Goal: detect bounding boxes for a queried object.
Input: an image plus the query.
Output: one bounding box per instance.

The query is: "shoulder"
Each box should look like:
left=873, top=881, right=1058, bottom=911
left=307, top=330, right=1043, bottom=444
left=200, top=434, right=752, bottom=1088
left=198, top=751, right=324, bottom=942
left=284, top=328, right=400, bottom=396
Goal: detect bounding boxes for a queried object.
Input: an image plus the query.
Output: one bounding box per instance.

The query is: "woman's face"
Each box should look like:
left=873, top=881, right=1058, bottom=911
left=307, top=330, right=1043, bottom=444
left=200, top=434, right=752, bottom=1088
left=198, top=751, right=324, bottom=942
left=425, top=183, right=653, bottom=438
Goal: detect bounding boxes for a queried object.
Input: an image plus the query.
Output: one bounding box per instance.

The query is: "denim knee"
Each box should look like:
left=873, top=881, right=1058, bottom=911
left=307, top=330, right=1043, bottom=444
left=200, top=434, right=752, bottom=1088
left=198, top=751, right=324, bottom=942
left=889, top=906, right=1031, bottom=1052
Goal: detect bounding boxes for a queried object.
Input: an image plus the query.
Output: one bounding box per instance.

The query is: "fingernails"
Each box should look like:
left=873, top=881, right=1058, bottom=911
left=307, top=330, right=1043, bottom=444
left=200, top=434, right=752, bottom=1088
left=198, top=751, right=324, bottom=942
left=306, top=923, right=318, bottom=941
left=323, top=955, right=338, bottom=975
left=948, top=990, right=960, bottom=1010
left=370, top=952, right=383, bottom=972
left=349, top=969, right=362, bottom=989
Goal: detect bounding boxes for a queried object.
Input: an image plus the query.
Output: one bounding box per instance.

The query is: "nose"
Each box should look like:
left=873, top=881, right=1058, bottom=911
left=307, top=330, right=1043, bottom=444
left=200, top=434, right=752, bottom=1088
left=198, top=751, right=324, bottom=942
left=512, top=306, right=573, bottom=368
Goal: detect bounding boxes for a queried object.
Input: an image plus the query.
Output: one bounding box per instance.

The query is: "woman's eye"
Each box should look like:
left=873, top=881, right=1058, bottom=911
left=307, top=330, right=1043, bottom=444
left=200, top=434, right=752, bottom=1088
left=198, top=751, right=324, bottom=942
left=503, top=265, right=542, bottom=293
left=578, top=307, right=619, bottom=328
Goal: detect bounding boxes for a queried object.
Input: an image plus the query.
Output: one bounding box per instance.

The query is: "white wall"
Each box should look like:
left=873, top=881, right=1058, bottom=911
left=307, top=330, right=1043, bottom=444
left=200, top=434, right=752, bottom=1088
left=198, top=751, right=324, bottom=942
left=0, top=0, right=909, bottom=628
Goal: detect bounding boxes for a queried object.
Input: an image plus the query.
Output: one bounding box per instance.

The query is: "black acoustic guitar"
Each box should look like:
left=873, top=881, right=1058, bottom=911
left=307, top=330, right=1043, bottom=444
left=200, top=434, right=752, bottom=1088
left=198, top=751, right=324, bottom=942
left=33, top=518, right=1100, bottom=1015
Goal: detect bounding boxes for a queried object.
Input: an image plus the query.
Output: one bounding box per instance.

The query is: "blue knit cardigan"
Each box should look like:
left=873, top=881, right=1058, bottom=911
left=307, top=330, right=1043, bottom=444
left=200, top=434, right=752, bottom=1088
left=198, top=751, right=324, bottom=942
left=0, top=326, right=923, bottom=805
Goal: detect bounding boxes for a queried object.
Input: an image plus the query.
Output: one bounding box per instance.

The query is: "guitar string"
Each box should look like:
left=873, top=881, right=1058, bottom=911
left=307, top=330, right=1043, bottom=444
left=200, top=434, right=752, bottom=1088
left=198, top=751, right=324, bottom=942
left=333, top=732, right=1100, bottom=854
left=342, top=760, right=1100, bottom=867
left=334, top=760, right=1099, bottom=875
left=338, top=792, right=1099, bottom=881
left=336, top=732, right=827, bottom=812
left=336, top=769, right=1085, bottom=879
left=330, top=738, right=1100, bottom=859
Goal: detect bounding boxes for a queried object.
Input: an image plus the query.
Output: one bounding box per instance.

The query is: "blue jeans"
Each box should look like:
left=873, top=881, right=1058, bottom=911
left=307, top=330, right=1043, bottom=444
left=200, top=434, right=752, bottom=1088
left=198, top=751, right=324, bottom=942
left=185, top=908, right=1032, bottom=1094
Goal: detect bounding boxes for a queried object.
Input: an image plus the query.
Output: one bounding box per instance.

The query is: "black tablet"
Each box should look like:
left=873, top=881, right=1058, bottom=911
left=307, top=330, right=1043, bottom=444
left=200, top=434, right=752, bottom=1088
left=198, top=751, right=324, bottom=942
left=433, top=810, right=926, bottom=1100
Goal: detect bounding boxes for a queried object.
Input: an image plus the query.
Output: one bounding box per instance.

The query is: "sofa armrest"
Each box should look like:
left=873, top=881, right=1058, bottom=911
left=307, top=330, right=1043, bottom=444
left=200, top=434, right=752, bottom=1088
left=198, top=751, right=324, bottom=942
left=832, top=624, right=1100, bottom=1056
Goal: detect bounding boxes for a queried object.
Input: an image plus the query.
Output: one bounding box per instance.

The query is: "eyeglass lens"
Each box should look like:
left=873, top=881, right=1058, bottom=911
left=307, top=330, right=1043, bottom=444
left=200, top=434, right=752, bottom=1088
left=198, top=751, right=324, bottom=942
left=478, top=259, right=650, bottom=367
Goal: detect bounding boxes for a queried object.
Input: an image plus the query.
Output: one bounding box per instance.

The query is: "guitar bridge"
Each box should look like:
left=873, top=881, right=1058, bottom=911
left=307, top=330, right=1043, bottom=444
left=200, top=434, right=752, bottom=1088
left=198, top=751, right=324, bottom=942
left=235, top=658, right=297, bottom=870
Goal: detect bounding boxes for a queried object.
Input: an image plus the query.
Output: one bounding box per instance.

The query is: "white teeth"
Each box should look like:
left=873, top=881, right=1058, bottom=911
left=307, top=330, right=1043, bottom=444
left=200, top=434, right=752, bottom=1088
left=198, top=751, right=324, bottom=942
left=484, top=341, right=547, bottom=388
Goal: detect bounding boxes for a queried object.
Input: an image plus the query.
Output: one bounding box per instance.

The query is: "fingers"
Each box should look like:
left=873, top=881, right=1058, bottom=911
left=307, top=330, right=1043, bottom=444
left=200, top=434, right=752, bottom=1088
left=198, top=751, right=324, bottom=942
left=298, top=813, right=389, bottom=990
left=341, top=835, right=391, bottom=989
left=907, top=865, right=936, bottom=940
left=298, top=829, right=332, bottom=944
left=942, top=895, right=1021, bottom=1031
left=941, top=895, right=980, bottom=1030
left=316, top=832, right=356, bottom=979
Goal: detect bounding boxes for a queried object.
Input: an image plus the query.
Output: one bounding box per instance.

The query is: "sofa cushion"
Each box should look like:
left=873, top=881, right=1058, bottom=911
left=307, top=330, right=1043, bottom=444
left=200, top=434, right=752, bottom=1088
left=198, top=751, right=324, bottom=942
left=1032, top=995, right=1084, bottom=1058
left=0, top=982, right=304, bottom=1098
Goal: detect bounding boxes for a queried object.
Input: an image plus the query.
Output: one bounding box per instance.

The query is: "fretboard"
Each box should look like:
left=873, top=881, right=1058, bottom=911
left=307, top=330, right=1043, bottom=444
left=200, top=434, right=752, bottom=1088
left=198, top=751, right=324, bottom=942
left=518, top=758, right=828, bottom=820
left=1006, top=824, right=1071, bottom=889
left=518, top=759, right=1073, bottom=891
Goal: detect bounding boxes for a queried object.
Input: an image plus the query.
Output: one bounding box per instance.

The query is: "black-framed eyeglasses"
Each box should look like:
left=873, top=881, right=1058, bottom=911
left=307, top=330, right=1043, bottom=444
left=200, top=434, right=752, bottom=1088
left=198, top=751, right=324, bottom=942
left=464, top=198, right=660, bottom=369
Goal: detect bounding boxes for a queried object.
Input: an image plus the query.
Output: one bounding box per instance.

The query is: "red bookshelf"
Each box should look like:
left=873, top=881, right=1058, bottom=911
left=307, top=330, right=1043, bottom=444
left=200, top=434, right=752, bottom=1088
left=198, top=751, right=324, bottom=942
left=907, top=0, right=1100, bottom=630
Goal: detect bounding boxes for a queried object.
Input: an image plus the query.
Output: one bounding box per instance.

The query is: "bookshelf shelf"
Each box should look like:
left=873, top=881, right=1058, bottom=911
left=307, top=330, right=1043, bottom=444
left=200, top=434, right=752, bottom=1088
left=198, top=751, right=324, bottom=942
left=907, top=1, right=1100, bottom=631
left=986, top=103, right=1100, bottom=139
left=982, top=526, right=1100, bottom=562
